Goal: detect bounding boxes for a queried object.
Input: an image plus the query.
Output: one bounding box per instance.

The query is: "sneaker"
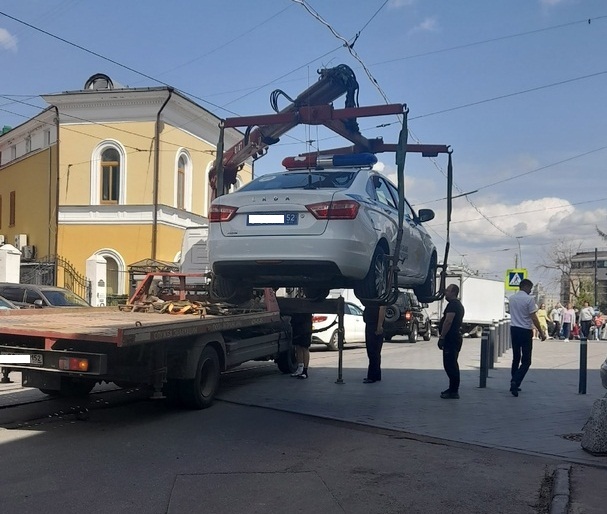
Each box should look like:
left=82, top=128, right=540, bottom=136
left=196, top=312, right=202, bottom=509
left=440, top=390, right=459, bottom=399
left=510, top=381, right=519, bottom=397
left=291, top=366, right=304, bottom=377
left=564, top=339, right=569, bottom=343
left=297, top=372, right=308, bottom=380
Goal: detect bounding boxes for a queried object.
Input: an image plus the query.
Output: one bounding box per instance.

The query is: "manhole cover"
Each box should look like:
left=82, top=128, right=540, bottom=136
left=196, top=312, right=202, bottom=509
left=561, top=433, right=583, bottom=441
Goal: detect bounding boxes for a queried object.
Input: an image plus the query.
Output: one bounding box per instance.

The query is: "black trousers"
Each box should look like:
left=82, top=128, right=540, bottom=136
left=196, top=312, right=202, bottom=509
left=511, top=326, right=533, bottom=386
left=442, top=337, right=463, bottom=392
left=580, top=320, right=592, bottom=339
left=365, top=327, right=383, bottom=381
left=550, top=321, right=560, bottom=338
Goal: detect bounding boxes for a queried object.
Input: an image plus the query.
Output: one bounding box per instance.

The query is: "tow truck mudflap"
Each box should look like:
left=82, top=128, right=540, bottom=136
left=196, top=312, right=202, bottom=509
left=0, top=346, right=107, bottom=375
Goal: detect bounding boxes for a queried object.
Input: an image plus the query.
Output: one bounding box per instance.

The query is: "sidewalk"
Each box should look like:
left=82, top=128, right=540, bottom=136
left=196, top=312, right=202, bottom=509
left=217, top=337, right=607, bottom=468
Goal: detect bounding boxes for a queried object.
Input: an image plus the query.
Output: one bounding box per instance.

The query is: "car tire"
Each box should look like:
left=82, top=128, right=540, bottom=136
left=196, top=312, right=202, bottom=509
left=414, top=256, right=437, bottom=303
left=408, top=324, right=418, bottom=343
left=384, top=304, right=401, bottom=323
left=327, top=330, right=340, bottom=351
left=303, top=287, right=330, bottom=302
left=423, top=321, right=432, bottom=341
left=210, top=274, right=252, bottom=304
left=355, top=245, right=388, bottom=302
left=276, top=344, right=298, bottom=373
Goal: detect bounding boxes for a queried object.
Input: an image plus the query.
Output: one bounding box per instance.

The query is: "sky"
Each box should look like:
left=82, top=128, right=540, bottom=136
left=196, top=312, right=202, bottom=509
left=1, top=0, right=606, bottom=295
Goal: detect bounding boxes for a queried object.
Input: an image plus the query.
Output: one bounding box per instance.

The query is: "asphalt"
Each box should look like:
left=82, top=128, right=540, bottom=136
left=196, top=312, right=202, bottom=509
left=1, top=335, right=606, bottom=513
left=215, top=335, right=607, bottom=512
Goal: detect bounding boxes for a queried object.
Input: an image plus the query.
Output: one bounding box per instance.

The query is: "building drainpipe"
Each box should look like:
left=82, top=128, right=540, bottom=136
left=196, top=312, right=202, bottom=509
left=152, top=88, right=173, bottom=260
left=53, top=106, right=60, bottom=260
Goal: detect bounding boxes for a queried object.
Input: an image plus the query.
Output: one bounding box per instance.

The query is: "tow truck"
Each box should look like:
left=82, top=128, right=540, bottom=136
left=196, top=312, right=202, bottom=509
left=0, top=64, right=454, bottom=407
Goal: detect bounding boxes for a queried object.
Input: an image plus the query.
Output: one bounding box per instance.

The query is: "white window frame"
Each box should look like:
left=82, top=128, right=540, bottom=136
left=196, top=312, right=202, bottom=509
left=90, top=140, right=127, bottom=205
left=174, top=150, right=192, bottom=211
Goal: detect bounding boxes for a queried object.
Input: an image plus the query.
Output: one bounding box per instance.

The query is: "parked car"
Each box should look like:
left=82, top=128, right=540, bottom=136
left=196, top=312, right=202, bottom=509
left=0, top=295, right=19, bottom=310
left=208, top=154, right=437, bottom=305
left=312, top=302, right=366, bottom=351
left=383, top=290, right=432, bottom=343
left=0, top=283, right=90, bottom=308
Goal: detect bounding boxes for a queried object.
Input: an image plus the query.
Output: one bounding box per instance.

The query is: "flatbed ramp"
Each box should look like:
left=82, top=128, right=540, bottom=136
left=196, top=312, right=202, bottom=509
left=0, top=308, right=281, bottom=347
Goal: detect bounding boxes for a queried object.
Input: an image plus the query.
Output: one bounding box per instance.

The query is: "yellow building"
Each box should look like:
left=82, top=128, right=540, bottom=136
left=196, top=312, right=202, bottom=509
left=0, top=74, right=249, bottom=297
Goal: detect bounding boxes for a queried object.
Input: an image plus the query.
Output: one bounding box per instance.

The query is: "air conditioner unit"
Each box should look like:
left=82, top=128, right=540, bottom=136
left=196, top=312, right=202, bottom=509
left=14, top=234, right=27, bottom=250
left=0, top=235, right=5, bottom=245
left=22, top=245, right=36, bottom=260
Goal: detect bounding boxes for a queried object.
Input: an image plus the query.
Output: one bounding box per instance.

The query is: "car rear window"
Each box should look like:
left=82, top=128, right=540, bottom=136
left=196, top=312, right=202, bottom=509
left=239, top=170, right=359, bottom=191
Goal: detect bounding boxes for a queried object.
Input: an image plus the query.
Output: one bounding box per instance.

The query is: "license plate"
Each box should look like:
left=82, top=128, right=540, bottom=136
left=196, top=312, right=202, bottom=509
left=30, top=354, right=43, bottom=366
left=247, top=213, right=298, bottom=225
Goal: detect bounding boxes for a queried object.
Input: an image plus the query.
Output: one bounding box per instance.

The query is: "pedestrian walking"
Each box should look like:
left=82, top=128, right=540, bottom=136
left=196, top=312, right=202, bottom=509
left=363, top=305, right=386, bottom=383
left=549, top=303, right=562, bottom=339
left=562, top=303, right=576, bottom=342
left=437, top=284, right=465, bottom=399
left=579, top=301, right=595, bottom=339
left=536, top=303, right=549, bottom=339
left=508, top=278, right=546, bottom=397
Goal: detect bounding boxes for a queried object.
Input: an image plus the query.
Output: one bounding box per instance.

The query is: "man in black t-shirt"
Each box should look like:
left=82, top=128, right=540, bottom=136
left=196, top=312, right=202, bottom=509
left=438, top=284, right=465, bottom=399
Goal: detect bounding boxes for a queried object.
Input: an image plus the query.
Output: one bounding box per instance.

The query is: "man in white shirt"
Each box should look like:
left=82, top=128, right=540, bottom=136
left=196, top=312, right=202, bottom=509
left=508, top=279, right=546, bottom=397
left=579, top=301, right=595, bottom=339
left=549, top=303, right=562, bottom=339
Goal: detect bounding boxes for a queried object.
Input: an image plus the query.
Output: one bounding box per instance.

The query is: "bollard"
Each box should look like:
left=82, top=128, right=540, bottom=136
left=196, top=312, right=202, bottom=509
left=479, top=328, right=489, bottom=388
left=489, top=324, right=496, bottom=368
left=498, top=320, right=504, bottom=357
left=579, top=336, right=587, bottom=394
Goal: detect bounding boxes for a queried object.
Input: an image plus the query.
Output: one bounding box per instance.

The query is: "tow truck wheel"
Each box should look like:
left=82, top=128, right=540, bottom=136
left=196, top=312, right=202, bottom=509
left=355, top=245, right=388, bottom=302
left=180, top=346, right=220, bottom=409
left=276, top=345, right=298, bottom=373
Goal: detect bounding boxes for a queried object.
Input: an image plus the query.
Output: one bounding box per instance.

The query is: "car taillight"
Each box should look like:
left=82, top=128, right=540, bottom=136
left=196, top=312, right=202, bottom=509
left=306, top=200, right=360, bottom=220
left=312, top=315, right=328, bottom=323
left=209, top=204, right=238, bottom=222
left=405, top=311, right=412, bottom=320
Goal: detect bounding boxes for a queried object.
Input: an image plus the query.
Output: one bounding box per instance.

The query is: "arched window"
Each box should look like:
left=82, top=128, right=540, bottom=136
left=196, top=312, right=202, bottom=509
left=177, top=155, right=186, bottom=209
left=101, top=147, right=120, bottom=204
left=91, top=141, right=126, bottom=205
left=175, top=151, right=192, bottom=211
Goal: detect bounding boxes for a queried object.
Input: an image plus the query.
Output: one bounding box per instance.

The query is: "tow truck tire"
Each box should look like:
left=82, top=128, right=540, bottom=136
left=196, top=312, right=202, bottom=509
left=408, top=324, right=418, bottom=344
left=210, top=274, right=252, bottom=304
left=414, top=256, right=437, bottom=303
left=276, top=345, right=298, bottom=373
left=355, top=245, right=388, bottom=303
left=179, top=346, right=220, bottom=409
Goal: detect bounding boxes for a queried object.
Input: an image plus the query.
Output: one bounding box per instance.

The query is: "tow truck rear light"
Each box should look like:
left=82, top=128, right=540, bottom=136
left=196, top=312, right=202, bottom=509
left=312, top=315, right=328, bottom=323
left=306, top=200, right=360, bottom=220
left=59, top=357, right=89, bottom=372
left=209, top=204, right=238, bottom=222
left=283, top=153, right=378, bottom=170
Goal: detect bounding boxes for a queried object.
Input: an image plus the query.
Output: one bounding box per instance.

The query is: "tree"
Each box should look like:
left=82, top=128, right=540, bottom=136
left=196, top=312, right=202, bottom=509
left=538, top=240, right=584, bottom=304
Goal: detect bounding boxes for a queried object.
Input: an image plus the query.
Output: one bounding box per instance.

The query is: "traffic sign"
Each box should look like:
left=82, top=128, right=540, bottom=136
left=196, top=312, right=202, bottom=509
left=505, top=268, right=527, bottom=290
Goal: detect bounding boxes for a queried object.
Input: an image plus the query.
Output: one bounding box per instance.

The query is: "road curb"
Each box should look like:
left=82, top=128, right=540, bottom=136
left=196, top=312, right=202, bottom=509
left=550, top=464, right=571, bottom=514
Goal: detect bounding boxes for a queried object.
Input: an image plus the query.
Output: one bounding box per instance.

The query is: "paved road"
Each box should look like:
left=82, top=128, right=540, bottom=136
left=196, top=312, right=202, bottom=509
left=1, top=335, right=605, bottom=513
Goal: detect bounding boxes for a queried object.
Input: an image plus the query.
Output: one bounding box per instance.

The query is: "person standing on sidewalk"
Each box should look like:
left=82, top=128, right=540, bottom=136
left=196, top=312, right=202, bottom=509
left=508, top=278, right=546, bottom=397
left=562, top=302, right=576, bottom=342
left=437, top=284, right=465, bottom=399
left=363, top=304, right=386, bottom=383
left=549, top=303, right=562, bottom=339
left=579, top=301, right=595, bottom=340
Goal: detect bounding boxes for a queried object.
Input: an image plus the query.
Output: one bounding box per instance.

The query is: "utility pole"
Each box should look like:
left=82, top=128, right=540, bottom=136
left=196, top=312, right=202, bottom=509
left=594, top=248, right=598, bottom=307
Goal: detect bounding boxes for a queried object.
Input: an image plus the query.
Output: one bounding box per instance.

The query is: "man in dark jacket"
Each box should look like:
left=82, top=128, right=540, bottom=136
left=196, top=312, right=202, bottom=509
left=438, top=284, right=465, bottom=399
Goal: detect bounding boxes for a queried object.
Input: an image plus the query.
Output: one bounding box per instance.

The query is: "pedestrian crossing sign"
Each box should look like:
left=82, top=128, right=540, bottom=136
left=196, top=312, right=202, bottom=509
left=505, top=268, right=527, bottom=290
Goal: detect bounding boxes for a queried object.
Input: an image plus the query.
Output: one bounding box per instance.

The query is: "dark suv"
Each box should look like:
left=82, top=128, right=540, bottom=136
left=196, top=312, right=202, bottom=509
left=0, top=283, right=90, bottom=308
left=383, top=290, right=432, bottom=343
